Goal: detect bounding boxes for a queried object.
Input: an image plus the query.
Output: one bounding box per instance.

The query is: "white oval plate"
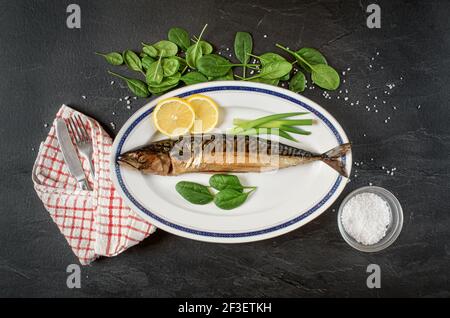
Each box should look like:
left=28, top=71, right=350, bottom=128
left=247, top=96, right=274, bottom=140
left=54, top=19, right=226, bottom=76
left=110, top=81, right=352, bottom=243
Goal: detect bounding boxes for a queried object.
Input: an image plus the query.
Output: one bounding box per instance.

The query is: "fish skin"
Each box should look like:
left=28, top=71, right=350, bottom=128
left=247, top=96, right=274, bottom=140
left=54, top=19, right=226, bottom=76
left=117, top=134, right=351, bottom=177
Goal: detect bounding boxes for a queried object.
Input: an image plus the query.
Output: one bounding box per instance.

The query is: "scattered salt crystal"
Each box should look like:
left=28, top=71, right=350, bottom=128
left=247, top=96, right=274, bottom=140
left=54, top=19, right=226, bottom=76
left=350, top=102, right=354, bottom=106
left=119, top=98, right=123, bottom=101
left=112, top=112, right=116, bottom=115
left=82, top=95, right=87, bottom=99
left=344, top=97, right=348, bottom=101
left=366, top=84, right=371, bottom=88
left=369, top=182, right=373, bottom=186
left=376, top=52, right=380, bottom=55
left=126, top=105, right=131, bottom=109
left=44, top=123, right=49, bottom=128
left=263, top=34, right=268, bottom=38
left=386, top=83, right=396, bottom=89
left=343, top=79, right=346, bottom=83
left=226, top=48, right=230, bottom=51
left=375, top=110, right=378, bottom=113
left=347, top=67, right=351, bottom=71
left=124, top=96, right=130, bottom=100
left=417, top=105, right=421, bottom=109
left=369, top=65, right=373, bottom=68
left=133, top=97, right=137, bottom=100
left=126, top=100, right=131, bottom=105
left=342, top=71, right=346, bottom=76
left=110, top=81, right=115, bottom=85
left=341, top=192, right=391, bottom=245
left=110, top=122, right=116, bottom=130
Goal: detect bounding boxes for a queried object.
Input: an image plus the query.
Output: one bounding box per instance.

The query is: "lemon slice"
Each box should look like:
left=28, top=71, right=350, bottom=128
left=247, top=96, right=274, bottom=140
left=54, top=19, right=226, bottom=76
left=186, top=94, right=219, bottom=133
left=153, top=97, right=195, bottom=137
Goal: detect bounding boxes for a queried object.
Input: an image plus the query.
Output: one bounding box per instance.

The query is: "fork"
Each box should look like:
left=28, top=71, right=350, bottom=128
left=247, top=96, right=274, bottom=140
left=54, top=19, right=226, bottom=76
left=67, top=114, right=95, bottom=179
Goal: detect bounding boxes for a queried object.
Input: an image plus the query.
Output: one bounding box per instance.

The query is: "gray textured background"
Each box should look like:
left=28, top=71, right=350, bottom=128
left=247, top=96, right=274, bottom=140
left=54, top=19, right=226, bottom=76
left=0, top=0, right=449, bottom=297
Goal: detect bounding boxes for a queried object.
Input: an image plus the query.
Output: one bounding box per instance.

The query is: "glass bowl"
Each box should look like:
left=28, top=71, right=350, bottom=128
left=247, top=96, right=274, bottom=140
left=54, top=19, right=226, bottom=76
left=337, top=186, right=403, bottom=252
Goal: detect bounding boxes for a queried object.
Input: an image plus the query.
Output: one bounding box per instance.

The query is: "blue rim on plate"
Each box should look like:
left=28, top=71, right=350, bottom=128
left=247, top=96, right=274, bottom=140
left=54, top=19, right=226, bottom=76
left=114, top=85, right=347, bottom=239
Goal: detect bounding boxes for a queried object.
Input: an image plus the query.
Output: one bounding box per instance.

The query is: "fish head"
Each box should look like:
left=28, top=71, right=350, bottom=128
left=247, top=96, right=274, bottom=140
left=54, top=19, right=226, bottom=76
left=117, top=149, right=171, bottom=175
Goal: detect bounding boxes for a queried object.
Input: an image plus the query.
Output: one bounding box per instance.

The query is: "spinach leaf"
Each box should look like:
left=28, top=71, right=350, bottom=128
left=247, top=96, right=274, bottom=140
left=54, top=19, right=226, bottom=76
left=186, top=24, right=208, bottom=69
left=168, top=27, right=191, bottom=51
left=249, top=77, right=280, bottom=86
left=198, top=41, right=213, bottom=54
left=176, top=181, right=214, bottom=205
left=123, top=50, right=143, bottom=72
left=145, top=56, right=164, bottom=85
left=234, top=32, right=253, bottom=78
left=257, top=52, right=286, bottom=66
left=180, top=71, right=208, bottom=85
left=107, top=71, right=149, bottom=98
left=197, top=54, right=235, bottom=77
left=209, top=174, right=244, bottom=192
left=95, top=52, right=123, bottom=65
left=149, top=72, right=181, bottom=88
left=289, top=71, right=306, bottom=93
left=276, top=43, right=340, bottom=90
left=214, top=189, right=254, bottom=210
left=280, top=72, right=290, bottom=81
left=174, top=56, right=187, bottom=70
left=186, top=44, right=203, bottom=69
left=311, top=64, right=340, bottom=90
left=162, top=57, right=180, bottom=76
left=148, top=83, right=179, bottom=95
left=245, top=61, right=292, bottom=80
left=141, top=56, right=155, bottom=70
left=142, top=43, right=158, bottom=58
left=296, top=47, right=327, bottom=72
left=212, top=69, right=234, bottom=81
left=153, top=40, right=178, bottom=57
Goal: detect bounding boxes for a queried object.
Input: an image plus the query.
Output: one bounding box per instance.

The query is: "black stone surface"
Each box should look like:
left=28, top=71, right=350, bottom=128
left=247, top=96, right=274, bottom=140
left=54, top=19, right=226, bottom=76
left=0, top=0, right=449, bottom=297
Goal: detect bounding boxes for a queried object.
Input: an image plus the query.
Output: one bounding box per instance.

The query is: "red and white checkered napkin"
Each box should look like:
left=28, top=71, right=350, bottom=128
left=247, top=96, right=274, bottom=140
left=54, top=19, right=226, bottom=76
left=32, top=105, right=156, bottom=265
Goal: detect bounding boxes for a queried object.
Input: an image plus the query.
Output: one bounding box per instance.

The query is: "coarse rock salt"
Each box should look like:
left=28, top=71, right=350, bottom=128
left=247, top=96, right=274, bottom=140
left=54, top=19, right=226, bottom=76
left=341, top=192, right=391, bottom=245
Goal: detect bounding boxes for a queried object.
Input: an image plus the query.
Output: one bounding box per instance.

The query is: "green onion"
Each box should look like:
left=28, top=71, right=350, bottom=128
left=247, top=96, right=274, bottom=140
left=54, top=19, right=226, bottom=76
left=233, top=112, right=308, bottom=130
left=231, top=112, right=315, bottom=142
left=280, top=125, right=311, bottom=135
left=233, top=118, right=313, bottom=128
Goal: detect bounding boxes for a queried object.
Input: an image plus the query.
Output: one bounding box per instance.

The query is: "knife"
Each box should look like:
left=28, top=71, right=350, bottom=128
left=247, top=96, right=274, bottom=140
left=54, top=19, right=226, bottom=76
left=55, top=119, right=91, bottom=191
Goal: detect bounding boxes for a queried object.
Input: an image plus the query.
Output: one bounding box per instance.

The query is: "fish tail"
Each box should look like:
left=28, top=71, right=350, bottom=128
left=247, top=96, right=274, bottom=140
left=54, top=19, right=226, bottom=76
left=320, top=143, right=351, bottom=177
